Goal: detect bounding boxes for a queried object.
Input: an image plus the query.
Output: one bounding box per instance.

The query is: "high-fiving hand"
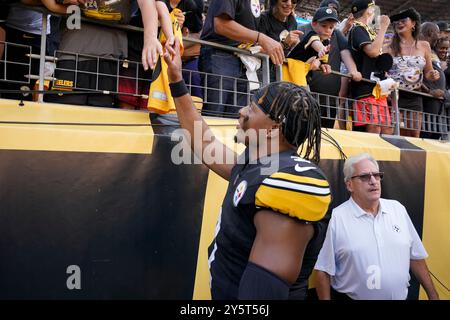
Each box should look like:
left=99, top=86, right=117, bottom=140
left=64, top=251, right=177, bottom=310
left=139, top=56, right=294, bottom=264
left=163, top=37, right=182, bottom=83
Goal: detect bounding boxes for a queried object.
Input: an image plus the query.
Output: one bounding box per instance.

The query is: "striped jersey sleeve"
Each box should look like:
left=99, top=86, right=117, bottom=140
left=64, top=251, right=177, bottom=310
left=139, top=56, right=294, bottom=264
left=254, top=166, right=331, bottom=222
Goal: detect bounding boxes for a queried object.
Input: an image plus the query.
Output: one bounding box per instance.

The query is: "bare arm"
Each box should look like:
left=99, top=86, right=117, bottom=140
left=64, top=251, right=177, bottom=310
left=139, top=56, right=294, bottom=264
left=155, top=1, right=174, bottom=43
left=163, top=38, right=236, bottom=180
left=23, top=0, right=69, bottom=14
left=138, top=0, right=165, bottom=70
left=362, top=15, right=390, bottom=58
left=410, top=259, right=440, bottom=300
left=341, top=49, right=362, bottom=81
left=310, top=40, right=328, bottom=58
left=214, top=15, right=284, bottom=65
left=183, top=31, right=201, bottom=49
left=422, top=41, right=440, bottom=81
left=283, top=30, right=303, bottom=48
left=341, top=14, right=354, bottom=36
left=249, top=210, right=314, bottom=284
left=315, top=270, right=332, bottom=300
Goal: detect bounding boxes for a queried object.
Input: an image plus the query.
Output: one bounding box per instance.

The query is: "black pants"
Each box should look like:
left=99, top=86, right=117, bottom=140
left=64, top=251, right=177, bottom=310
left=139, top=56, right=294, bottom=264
left=331, top=287, right=353, bottom=300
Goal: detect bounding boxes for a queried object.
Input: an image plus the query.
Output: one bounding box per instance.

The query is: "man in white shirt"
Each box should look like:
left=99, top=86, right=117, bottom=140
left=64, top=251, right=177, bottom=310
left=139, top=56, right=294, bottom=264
left=314, top=153, right=439, bottom=300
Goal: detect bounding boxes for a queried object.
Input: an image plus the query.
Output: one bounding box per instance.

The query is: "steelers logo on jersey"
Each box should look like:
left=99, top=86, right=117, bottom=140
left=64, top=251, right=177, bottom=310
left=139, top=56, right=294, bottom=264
left=233, top=180, right=248, bottom=207
left=250, top=0, right=261, bottom=18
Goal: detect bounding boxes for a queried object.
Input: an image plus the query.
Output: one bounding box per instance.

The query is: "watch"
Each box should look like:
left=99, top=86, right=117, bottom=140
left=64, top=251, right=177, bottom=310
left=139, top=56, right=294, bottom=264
left=280, top=30, right=290, bottom=49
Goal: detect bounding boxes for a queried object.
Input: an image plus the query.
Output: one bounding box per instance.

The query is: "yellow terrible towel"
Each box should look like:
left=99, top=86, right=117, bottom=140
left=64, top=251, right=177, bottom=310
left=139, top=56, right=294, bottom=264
left=281, top=58, right=311, bottom=87
left=148, top=9, right=184, bottom=114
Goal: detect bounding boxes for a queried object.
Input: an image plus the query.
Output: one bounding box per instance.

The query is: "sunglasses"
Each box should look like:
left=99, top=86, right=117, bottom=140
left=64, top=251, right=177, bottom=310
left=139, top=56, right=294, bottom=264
left=351, top=172, right=384, bottom=182
left=281, top=0, right=297, bottom=4
left=393, top=18, right=410, bottom=25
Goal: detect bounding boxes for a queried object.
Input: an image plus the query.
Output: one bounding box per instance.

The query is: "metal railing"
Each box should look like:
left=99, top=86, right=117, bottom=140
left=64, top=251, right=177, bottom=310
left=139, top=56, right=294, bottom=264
left=0, top=41, right=32, bottom=84
left=0, top=3, right=449, bottom=139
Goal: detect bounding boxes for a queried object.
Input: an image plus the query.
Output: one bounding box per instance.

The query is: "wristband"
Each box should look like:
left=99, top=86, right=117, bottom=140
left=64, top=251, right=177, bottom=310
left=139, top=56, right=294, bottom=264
left=169, top=80, right=189, bottom=98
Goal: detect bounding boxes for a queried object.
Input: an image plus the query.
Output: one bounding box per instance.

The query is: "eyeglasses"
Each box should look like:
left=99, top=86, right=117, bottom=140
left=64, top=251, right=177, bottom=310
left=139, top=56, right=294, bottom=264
left=393, top=18, right=410, bottom=25
left=281, top=0, right=297, bottom=5
left=351, top=172, right=384, bottom=182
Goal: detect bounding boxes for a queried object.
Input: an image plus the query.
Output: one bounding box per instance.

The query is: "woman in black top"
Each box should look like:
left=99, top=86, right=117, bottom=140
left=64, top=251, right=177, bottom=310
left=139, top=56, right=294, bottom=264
left=258, top=0, right=301, bottom=53
left=258, top=0, right=302, bottom=81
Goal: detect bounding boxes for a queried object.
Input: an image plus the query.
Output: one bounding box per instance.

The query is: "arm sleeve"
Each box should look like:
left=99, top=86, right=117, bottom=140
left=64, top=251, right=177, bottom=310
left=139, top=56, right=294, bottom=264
left=350, top=26, right=372, bottom=51
left=213, top=0, right=237, bottom=20
left=255, top=167, right=331, bottom=222
left=314, top=214, right=337, bottom=276
left=335, top=29, right=348, bottom=52
left=304, top=34, right=322, bottom=50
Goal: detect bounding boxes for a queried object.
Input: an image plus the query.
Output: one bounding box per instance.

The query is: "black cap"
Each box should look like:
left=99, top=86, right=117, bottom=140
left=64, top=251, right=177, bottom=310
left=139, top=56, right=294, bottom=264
left=390, top=8, right=421, bottom=23
left=351, top=0, right=375, bottom=14
left=319, top=0, right=340, bottom=13
left=313, top=7, right=339, bottom=23
left=436, top=21, right=450, bottom=32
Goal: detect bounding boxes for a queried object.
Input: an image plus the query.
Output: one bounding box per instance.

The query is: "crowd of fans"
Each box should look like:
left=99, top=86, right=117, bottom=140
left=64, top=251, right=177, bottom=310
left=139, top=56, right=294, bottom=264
left=0, top=0, right=449, bottom=138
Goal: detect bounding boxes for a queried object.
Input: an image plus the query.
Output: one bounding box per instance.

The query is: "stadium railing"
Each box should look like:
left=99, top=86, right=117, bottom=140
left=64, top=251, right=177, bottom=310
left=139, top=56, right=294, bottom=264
left=0, top=3, right=448, bottom=138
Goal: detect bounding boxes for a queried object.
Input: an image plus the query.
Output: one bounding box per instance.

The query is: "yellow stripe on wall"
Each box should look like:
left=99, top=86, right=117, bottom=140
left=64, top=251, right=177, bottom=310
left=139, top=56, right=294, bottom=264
left=320, top=129, right=401, bottom=161
left=0, top=99, right=154, bottom=154
left=192, top=170, right=229, bottom=300
left=407, top=139, right=450, bottom=300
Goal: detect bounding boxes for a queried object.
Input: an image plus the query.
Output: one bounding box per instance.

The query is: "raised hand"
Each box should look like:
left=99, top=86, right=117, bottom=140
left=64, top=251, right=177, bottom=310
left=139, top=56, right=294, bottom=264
left=259, top=33, right=285, bottom=65
left=163, top=37, right=183, bottom=83
left=142, top=36, right=163, bottom=71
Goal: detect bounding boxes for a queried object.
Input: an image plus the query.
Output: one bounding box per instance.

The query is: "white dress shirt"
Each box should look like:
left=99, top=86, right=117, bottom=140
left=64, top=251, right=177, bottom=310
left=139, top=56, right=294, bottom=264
left=315, top=197, right=428, bottom=300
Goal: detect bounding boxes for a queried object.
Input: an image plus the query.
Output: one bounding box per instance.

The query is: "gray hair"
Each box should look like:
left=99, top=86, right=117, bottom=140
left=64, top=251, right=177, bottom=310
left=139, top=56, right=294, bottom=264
left=343, top=153, right=379, bottom=182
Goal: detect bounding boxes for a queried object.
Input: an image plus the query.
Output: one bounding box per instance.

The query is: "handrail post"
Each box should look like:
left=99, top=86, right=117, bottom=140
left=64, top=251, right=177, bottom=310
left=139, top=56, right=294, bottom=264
left=275, top=64, right=282, bottom=82
left=392, top=88, right=400, bottom=136
left=38, top=13, right=48, bottom=103
left=261, top=55, right=270, bottom=86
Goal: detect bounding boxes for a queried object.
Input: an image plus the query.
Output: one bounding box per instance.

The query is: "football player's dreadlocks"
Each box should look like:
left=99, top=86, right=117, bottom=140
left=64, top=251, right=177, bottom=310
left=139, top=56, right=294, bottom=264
left=252, top=82, right=322, bottom=163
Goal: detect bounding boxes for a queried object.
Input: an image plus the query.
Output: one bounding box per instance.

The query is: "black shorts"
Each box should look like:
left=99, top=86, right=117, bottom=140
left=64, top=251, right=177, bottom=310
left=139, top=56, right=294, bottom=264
left=45, top=59, right=118, bottom=108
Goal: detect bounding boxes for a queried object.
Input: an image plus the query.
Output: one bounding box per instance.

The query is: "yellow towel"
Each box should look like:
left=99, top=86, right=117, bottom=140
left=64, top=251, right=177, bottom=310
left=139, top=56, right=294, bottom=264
left=281, top=58, right=311, bottom=87
left=148, top=9, right=184, bottom=114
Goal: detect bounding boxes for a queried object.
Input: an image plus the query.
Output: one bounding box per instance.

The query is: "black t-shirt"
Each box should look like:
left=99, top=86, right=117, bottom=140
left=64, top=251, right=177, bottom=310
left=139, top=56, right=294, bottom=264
left=208, top=149, right=331, bottom=299
left=201, top=0, right=261, bottom=47
left=257, top=11, right=297, bottom=46
left=160, top=0, right=203, bottom=33
left=348, top=23, right=379, bottom=99
left=287, top=30, right=326, bottom=62
left=299, top=24, right=348, bottom=95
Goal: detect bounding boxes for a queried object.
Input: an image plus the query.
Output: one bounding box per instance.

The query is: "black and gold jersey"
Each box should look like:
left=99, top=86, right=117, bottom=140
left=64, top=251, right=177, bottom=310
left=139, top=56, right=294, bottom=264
left=208, top=149, right=331, bottom=299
